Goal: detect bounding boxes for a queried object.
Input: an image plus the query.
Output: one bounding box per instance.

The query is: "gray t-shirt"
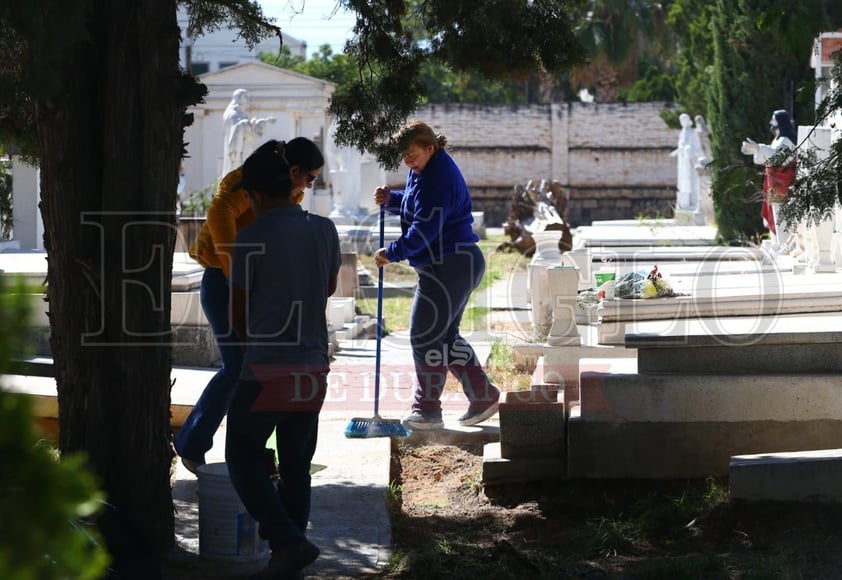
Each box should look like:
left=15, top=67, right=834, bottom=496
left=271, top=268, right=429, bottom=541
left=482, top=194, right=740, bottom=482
left=230, top=205, right=340, bottom=379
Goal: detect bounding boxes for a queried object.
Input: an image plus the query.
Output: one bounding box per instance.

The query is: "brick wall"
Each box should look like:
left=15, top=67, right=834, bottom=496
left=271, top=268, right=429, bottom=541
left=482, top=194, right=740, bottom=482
left=384, top=102, right=679, bottom=227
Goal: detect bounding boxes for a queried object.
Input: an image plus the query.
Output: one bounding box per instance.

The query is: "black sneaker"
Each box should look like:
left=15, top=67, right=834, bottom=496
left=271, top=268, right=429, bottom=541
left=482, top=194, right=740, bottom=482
left=401, top=409, right=444, bottom=431
left=458, top=388, right=501, bottom=427
left=256, top=539, right=320, bottom=579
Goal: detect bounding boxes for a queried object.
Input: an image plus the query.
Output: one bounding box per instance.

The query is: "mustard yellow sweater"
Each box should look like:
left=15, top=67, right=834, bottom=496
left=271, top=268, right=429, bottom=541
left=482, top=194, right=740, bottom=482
left=190, top=167, right=306, bottom=278
left=189, top=167, right=254, bottom=279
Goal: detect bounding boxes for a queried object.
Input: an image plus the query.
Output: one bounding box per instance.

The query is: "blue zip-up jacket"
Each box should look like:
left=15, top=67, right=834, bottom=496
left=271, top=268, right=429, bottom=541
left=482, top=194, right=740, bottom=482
left=384, top=149, right=478, bottom=267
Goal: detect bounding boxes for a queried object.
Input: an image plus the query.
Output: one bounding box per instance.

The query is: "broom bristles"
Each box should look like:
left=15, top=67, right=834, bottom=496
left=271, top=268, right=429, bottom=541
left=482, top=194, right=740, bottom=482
left=344, top=416, right=411, bottom=439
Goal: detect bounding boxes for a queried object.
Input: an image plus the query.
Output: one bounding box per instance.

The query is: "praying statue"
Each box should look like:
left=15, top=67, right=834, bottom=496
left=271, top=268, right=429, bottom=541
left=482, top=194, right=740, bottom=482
left=221, top=89, right=276, bottom=176
left=670, top=113, right=705, bottom=211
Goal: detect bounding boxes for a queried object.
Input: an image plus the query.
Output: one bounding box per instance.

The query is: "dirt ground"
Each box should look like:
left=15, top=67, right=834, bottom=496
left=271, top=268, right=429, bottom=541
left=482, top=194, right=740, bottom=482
left=375, top=442, right=842, bottom=580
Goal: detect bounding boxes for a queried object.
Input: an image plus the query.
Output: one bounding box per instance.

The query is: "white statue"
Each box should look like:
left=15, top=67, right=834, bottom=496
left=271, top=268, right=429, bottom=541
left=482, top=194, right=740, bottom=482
left=694, top=114, right=713, bottom=168
left=670, top=113, right=704, bottom=211
left=693, top=114, right=715, bottom=226
left=222, top=89, right=276, bottom=176
left=325, top=119, right=363, bottom=221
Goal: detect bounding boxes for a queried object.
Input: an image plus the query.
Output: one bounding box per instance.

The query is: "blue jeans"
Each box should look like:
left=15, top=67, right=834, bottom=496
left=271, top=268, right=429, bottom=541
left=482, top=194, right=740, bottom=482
left=225, top=371, right=327, bottom=550
left=410, top=244, right=495, bottom=413
left=174, top=267, right=244, bottom=463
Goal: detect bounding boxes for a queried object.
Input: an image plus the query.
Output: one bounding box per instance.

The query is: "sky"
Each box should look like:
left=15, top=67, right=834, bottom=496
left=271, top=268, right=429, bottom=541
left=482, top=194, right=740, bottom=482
left=258, top=0, right=357, bottom=55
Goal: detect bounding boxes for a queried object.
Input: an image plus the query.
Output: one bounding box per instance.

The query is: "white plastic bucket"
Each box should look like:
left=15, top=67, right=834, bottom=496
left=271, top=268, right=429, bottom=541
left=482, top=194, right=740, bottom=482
left=196, top=462, right=270, bottom=567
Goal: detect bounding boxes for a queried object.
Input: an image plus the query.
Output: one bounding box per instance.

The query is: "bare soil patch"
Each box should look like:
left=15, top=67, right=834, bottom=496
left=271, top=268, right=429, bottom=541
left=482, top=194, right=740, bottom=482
left=374, top=441, right=842, bottom=579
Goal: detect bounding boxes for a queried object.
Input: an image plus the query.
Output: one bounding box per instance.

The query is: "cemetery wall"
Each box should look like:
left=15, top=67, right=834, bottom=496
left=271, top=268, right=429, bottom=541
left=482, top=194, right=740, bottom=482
left=384, top=102, right=679, bottom=227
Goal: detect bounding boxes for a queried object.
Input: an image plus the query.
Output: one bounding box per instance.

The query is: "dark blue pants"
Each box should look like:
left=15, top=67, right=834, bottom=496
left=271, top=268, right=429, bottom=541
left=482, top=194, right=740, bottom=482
left=410, top=243, right=495, bottom=413
left=225, top=371, right=327, bottom=550
left=174, top=267, right=244, bottom=463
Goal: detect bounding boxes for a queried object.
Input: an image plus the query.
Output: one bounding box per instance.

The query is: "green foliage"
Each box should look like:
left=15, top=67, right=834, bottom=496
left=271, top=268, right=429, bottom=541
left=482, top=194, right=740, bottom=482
left=486, top=341, right=533, bottom=391
left=331, top=0, right=588, bottom=170
left=261, top=44, right=360, bottom=87
left=584, top=515, right=639, bottom=558
left=180, top=181, right=217, bottom=217
left=260, top=45, right=305, bottom=70
left=667, top=0, right=716, bottom=119
left=0, top=275, right=109, bottom=579
left=419, top=62, right=528, bottom=105
left=621, top=58, right=677, bottom=102
left=179, top=0, right=281, bottom=50
left=264, top=43, right=530, bottom=108
left=571, top=0, right=673, bottom=101
left=576, top=0, right=667, bottom=68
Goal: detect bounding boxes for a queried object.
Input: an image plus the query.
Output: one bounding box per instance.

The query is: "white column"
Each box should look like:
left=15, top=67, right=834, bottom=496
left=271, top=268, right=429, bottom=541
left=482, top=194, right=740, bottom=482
left=11, top=157, right=43, bottom=251
left=546, top=266, right=581, bottom=347
left=527, top=230, right=562, bottom=340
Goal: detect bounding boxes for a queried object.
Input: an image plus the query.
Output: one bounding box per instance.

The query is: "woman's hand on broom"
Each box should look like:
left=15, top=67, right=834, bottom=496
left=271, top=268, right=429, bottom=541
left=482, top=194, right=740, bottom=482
left=374, top=248, right=391, bottom=268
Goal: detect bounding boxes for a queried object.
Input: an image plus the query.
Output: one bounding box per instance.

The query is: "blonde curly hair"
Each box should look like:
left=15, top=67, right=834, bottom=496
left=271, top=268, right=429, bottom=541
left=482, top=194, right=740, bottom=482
left=391, top=120, right=448, bottom=153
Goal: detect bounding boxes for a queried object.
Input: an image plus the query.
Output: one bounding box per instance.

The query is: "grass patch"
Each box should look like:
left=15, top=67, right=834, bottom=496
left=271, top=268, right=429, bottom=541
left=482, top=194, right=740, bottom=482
left=356, top=294, right=414, bottom=334
left=485, top=341, right=532, bottom=391
left=353, top=234, right=526, bottom=333
left=583, top=515, right=641, bottom=558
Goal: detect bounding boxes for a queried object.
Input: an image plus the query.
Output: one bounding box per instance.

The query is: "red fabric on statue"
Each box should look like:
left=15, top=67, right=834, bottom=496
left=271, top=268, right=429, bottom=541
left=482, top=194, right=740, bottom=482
left=762, top=163, right=796, bottom=234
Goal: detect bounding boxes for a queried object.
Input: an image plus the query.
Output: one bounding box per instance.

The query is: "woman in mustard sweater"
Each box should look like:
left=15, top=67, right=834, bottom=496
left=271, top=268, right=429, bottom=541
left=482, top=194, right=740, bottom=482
left=176, top=137, right=324, bottom=473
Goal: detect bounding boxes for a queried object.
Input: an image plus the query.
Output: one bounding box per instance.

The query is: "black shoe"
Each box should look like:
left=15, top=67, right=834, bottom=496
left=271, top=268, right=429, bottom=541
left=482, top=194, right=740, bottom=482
left=255, top=539, right=320, bottom=579
left=458, top=388, right=501, bottom=427
left=401, top=409, right=444, bottom=431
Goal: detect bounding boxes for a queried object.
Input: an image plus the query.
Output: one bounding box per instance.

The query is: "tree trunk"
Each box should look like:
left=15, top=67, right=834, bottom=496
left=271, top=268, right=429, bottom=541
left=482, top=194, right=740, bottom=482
left=34, top=0, right=190, bottom=563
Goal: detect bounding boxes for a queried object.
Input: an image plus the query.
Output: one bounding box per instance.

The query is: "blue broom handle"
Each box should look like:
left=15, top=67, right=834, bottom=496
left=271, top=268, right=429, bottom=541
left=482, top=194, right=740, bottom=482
left=374, top=205, right=385, bottom=416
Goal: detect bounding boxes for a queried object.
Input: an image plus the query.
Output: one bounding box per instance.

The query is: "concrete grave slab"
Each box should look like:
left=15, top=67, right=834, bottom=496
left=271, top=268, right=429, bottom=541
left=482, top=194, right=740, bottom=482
left=730, top=449, right=842, bottom=502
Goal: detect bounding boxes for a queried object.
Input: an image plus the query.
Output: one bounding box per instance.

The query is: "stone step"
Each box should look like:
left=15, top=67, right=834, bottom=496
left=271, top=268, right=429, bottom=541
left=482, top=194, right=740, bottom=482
left=730, top=449, right=842, bottom=502
left=482, top=442, right=565, bottom=485
left=567, top=408, right=841, bottom=479
left=579, top=371, right=842, bottom=422
left=568, top=370, right=842, bottom=478
left=627, top=313, right=842, bottom=374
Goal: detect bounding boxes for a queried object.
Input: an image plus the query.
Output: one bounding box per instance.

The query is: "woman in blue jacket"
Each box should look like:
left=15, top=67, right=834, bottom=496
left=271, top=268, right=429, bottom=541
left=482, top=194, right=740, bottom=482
left=373, top=120, right=500, bottom=430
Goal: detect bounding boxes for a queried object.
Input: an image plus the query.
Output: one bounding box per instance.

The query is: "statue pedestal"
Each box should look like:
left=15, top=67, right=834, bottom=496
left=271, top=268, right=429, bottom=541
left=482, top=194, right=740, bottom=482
left=674, top=209, right=705, bottom=226
left=697, top=171, right=715, bottom=226
left=527, top=231, right=563, bottom=341
left=810, top=216, right=837, bottom=273
left=546, top=266, right=581, bottom=348
left=542, top=346, right=582, bottom=402
left=310, top=189, right=333, bottom=218
left=770, top=202, right=792, bottom=254
left=561, top=248, right=592, bottom=292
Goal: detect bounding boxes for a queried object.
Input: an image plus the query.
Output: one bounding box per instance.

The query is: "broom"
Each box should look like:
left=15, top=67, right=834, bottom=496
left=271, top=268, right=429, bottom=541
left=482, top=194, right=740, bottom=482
left=344, top=205, right=411, bottom=439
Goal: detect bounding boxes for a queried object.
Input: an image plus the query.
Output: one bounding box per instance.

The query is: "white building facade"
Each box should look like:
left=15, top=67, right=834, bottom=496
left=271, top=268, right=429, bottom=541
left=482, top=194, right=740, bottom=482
left=176, top=7, right=308, bottom=75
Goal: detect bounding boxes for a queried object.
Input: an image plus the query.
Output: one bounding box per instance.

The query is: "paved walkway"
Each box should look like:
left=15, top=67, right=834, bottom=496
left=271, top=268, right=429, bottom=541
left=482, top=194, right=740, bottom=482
left=165, top=326, right=504, bottom=578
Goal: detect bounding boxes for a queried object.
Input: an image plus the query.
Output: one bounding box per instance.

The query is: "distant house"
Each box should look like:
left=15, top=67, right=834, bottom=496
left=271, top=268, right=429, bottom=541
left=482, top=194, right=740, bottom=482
left=177, top=7, right=308, bottom=75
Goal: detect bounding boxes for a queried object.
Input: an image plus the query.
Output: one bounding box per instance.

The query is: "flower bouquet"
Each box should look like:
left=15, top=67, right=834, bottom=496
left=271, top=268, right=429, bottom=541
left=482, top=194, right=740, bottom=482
left=576, top=289, right=601, bottom=310
left=614, top=265, right=677, bottom=299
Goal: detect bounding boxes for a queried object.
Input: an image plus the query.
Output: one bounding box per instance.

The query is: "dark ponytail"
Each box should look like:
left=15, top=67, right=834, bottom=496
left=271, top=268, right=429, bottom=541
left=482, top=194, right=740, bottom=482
left=284, top=137, right=324, bottom=172
left=242, top=139, right=293, bottom=199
